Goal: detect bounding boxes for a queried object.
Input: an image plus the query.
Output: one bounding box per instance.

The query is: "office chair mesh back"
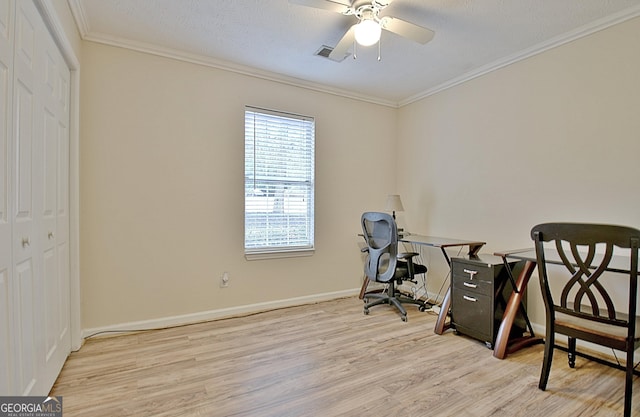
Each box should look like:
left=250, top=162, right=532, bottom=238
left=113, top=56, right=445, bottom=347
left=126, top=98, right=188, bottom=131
left=362, top=212, right=398, bottom=284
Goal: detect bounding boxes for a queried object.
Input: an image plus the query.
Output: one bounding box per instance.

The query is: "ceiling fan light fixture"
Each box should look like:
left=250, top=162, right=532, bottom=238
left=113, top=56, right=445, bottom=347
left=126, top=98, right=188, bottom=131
left=354, top=18, right=381, bottom=46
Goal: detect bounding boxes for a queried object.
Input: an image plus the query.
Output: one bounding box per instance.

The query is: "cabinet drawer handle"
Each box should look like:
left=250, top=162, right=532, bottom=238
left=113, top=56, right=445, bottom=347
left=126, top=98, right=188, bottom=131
left=463, top=282, right=477, bottom=288
left=22, top=237, right=30, bottom=248
left=48, top=232, right=54, bottom=239
left=463, top=295, right=477, bottom=302
left=463, top=268, right=478, bottom=279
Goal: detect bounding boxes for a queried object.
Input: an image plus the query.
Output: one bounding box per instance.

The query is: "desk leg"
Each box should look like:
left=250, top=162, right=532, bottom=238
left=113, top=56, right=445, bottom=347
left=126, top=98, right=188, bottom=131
left=434, top=287, right=451, bottom=335
left=434, top=244, right=481, bottom=335
left=468, top=243, right=483, bottom=257
left=358, top=276, right=369, bottom=299
left=493, top=260, right=543, bottom=359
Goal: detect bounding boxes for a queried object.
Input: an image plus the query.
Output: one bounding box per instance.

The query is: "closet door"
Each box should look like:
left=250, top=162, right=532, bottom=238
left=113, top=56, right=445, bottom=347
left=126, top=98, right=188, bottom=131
left=38, top=11, right=70, bottom=391
left=8, top=0, right=71, bottom=395
left=0, top=0, right=14, bottom=395
left=12, top=0, right=40, bottom=395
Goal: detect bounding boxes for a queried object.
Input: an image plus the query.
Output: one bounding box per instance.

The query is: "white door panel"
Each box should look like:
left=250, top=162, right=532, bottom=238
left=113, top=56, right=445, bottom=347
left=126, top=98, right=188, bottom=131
left=57, top=241, right=69, bottom=342
left=13, top=80, right=34, bottom=229
left=0, top=1, right=11, bottom=41
left=42, top=108, right=56, bottom=220
left=0, top=0, right=13, bottom=396
left=56, top=121, right=68, bottom=240
left=12, top=0, right=38, bottom=397
left=5, top=0, right=71, bottom=396
left=14, top=258, right=36, bottom=396
left=43, top=246, right=57, bottom=360
left=0, top=268, right=10, bottom=394
left=37, top=6, right=70, bottom=391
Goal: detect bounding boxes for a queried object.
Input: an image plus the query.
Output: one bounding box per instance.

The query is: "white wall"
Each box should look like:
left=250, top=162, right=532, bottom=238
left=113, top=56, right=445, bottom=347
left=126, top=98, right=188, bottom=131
left=397, top=16, right=640, bottom=326
left=80, top=42, right=397, bottom=329
left=80, top=15, right=640, bottom=333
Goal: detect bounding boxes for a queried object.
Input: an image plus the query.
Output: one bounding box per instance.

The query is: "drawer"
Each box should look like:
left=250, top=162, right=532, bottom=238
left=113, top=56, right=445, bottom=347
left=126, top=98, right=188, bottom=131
left=451, top=290, right=492, bottom=341
left=450, top=256, right=526, bottom=348
left=452, top=262, right=495, bottom=296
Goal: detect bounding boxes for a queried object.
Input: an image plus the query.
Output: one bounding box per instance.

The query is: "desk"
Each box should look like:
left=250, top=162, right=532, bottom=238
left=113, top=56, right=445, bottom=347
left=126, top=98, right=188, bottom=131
left=492, top=247, right=640, bottom=360
left=400, top=234, right=485, bottom=265
left=398, top=234, right=486, bottom=335
left=358, top=233, right=485, bottom=332
left=491, top=249, right=542, bottom=359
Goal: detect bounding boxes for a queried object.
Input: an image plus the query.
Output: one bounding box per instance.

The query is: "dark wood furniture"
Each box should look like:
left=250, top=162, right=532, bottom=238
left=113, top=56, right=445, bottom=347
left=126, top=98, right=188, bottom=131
left=450, top=255, right=527, bottom=349
left=492, top=249, right=543, bottom=359
left=531, top=222, right=640, bottom=417
left=391, top=234, right=486, bottom=334
left=358, top=234, right=486, bottom=328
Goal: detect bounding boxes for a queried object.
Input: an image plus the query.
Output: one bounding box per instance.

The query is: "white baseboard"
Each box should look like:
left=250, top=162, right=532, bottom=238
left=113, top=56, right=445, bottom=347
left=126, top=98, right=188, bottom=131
left=81, top=288, right=360, bottom=340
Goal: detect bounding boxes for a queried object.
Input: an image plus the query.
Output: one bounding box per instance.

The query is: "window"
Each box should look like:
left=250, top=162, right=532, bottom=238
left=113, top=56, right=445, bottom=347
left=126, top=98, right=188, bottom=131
left=244, top=106, right=315, bottom=259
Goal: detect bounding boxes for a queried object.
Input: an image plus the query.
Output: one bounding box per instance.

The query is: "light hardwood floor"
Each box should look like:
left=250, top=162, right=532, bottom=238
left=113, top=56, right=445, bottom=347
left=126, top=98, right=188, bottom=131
left=51, top=297, right=637, bottom=416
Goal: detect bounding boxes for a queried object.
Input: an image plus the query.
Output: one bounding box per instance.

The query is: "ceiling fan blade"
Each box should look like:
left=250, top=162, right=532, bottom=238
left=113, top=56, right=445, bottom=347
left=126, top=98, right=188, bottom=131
left=289, top=0, right=351, bottom=14
left=381, top=16, right=434, bottom=44
left=328, top=25, right=355, bottom=61
left=374, top=0, right=395, bottom=7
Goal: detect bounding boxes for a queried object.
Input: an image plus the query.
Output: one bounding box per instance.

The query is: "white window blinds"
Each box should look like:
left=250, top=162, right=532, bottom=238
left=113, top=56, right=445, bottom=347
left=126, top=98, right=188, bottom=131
left=244, top=106, right=315, bottom=257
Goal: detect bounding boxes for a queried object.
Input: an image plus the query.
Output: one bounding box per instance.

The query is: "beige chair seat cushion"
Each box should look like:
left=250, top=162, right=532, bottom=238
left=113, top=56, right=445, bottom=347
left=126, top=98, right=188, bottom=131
left=555, top=310, right=640, bottom=342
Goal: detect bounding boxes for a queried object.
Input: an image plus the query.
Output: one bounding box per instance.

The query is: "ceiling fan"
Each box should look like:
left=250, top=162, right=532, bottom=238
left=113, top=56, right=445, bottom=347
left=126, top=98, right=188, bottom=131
left=290, top=0, right=435, bottom=61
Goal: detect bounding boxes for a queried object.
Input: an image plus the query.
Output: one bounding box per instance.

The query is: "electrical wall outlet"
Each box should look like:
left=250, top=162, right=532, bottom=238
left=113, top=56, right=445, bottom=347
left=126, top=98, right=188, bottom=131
left=220, top=272, right=230, bottom=288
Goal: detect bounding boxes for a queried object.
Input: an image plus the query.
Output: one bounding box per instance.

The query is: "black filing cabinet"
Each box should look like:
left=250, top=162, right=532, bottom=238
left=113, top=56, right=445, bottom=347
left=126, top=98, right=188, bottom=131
left=450, top=255, right=524, bottom=348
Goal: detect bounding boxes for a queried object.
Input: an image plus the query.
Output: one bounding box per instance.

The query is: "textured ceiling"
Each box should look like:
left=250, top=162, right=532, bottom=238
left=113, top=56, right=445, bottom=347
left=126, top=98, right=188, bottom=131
left=69, top=0, right=640, bottom=106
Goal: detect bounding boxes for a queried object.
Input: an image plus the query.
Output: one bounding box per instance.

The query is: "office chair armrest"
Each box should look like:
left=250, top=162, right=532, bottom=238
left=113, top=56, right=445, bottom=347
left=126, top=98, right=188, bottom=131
left=398, top=252, right=420, bottom=278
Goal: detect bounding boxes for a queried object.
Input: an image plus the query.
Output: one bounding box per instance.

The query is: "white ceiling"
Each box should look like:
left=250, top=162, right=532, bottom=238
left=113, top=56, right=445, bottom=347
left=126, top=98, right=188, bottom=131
left=69, top=0, right=640, bottom=106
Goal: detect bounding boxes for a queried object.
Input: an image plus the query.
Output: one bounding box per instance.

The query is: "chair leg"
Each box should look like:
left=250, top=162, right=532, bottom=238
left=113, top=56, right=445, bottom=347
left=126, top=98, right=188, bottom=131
left=390, top=279, right=428, bottom=310
left=364, top=295, right=390, bottom=308
left=394, top=294, right=424, bottom=309
left=389, top=297, right=408, bottom=321
left=539, top=329, right=555, bottom=390
left=363, top=281, right=420, bottom=321
left=568, top=337, right=576, bottom=368
left=623, top=346, right=634, bottom=417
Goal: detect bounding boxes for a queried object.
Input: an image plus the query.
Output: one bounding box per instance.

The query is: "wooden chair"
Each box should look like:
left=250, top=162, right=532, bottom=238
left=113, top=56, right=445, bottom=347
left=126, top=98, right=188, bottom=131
left=531, top=222, right=640, bottom=417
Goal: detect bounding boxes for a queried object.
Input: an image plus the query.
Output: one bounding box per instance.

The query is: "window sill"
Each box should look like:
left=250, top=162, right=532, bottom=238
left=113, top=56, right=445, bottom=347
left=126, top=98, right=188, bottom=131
left=245, top=248, right=315, bottom=261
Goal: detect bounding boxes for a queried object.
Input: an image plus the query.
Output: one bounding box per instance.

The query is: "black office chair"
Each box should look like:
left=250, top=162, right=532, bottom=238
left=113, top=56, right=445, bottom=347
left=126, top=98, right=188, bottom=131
left=361, top=211, right=427, bottom=321
left=531, top=222, right=640, bottom=417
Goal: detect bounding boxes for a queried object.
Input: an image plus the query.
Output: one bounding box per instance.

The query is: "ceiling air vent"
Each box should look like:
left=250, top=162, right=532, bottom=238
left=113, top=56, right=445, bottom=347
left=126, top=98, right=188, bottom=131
left=315, top=45, right=349, bottom=62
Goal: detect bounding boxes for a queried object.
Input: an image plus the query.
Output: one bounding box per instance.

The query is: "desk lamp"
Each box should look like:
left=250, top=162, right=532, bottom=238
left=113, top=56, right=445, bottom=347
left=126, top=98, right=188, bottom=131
left=385, top=194, right=404, bottom=220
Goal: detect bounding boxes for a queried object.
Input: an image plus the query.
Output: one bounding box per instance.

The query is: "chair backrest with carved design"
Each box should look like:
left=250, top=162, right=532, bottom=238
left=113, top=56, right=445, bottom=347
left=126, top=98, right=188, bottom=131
left=532, top=222, right=640, bottom=346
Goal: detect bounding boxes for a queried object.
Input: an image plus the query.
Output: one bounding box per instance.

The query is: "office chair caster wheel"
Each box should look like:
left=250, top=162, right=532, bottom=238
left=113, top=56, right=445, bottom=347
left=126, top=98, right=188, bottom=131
left=401, top=315, right=407, bottom=322
left=364, top=308, right=369, bottom=315
left=418, top=305, right=427, bottom=312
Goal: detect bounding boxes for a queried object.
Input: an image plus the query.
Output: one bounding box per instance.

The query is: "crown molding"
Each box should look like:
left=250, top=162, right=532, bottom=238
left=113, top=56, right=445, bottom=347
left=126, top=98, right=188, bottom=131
left=399, top=4, right=640, bottom=107
left=67, top=0, right=90, bottom=38
left=67, top=0, right=640, bottom=109
left=66, top=0, right=396, bottom=107
left=82, top=32, right=399, bottom=108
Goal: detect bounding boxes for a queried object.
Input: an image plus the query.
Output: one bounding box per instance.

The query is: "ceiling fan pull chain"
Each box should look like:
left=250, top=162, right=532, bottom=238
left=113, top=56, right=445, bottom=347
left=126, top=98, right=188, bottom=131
left=353, top=38, right=357, bottom=59
left=378, top=37, right=381, bottom=61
